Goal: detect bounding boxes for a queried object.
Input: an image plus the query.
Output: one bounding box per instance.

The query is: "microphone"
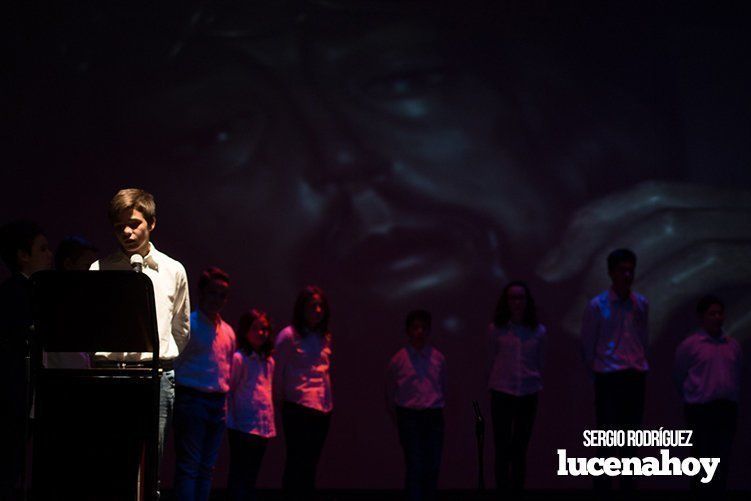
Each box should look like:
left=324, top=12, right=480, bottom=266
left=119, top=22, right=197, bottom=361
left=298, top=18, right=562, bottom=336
left=130, top=254, right=144, bottom=273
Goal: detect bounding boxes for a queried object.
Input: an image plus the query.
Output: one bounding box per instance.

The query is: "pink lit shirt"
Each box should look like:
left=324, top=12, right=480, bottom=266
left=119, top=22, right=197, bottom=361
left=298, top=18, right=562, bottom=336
left=386, top=345, right=447, bottom=410
left=274, top=325, right=333, bottom=413
left=175, top=311, right=236, bottom=393
left=673, top=329, right=742, bottom=404
left=488, top=322, right=546, bottom=396
left=227, top=350, right=276, bottom=438
left=581, top=289, right=649, bottom=373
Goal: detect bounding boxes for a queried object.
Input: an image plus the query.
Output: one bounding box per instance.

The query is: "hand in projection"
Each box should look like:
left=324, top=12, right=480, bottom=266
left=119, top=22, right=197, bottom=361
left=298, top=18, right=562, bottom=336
left=537, top=181, right=751, bottom=341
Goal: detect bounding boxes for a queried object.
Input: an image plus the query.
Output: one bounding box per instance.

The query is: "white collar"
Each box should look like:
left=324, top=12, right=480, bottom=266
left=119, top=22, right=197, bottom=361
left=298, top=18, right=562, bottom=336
left=142, top=244, right=160, bottom=271
left=197, top=309, right=221, bottom=326
left=607, top=288, right=635, bottom=303
left=407, top=344, right=430, bottom=357
left=119, top=243, right=160, bottom=271
left=698, top=328, right=726, bottom=342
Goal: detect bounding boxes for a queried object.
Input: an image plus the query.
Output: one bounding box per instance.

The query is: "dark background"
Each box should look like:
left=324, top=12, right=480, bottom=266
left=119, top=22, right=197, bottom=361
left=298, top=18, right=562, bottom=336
left=4, top=0, right=751, bottom=491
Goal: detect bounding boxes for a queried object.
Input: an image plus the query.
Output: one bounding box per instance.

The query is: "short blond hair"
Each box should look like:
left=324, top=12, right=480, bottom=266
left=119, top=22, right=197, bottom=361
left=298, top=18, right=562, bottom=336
left=108, top=188, right=156, bottom=224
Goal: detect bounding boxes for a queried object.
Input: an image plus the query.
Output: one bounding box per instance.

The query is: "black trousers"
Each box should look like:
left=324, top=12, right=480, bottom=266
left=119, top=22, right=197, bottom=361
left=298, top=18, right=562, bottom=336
left=395, top=407, right=444, bottom=501
left=0, top=415, right=27, bottom=500
left=281, top=401, right=331, bottom=499
left=0, top=344, right=31, bottom=499
left=227, top=429, right=268, bottom=501
left=593, top=369, right=646, bottom=492
left=685, top=399, right=737, bottom=495
left=490, top=390, right=538, bottom=492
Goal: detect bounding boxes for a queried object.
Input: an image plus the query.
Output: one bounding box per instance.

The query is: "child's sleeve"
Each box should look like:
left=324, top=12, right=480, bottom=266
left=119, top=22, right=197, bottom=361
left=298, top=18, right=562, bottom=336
left=385, top=355, right=397, bottom=412
left=172, top=265, right=191, bottom=353
left=227, top=352, right=242, bottom=424
left=538, top=325, right=547, bottom=375
left=273, top=329, right=289, bottom=402
left=440, top=353, right=448, bottom=400
left=229, top=352, right=242, bottom=391
left=672, top=338, right=692, bottom=397
left=580, top=301, right=599, bottom=372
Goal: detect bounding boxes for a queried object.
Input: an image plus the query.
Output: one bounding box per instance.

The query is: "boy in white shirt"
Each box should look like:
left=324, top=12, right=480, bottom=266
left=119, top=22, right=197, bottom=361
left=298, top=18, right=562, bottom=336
left=174, top=266, right=235, bottom=501
left=581, top=248, right=648, bottom=492
left=386, top=309, right=447, bottom=501
left=90, top=188, right=190, bottom=476
left=674, top=295, right=741, bottom=493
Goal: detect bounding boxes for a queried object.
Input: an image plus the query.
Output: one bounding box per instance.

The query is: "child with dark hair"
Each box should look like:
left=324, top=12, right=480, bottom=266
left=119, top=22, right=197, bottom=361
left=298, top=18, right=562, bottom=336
left=488, top=281, right=546, bottom=492
left=55, top=235, right=98, bottom=271
left=581, top=248, right=648, bottom=492
left=274, top=285, right=333, bottom=497
left=0, top=220, right=52, bottom=498
left=386, top=309, right=447, bottom=501
left=90, top=188, right=190, bottom=498
left=227, top=309, right=276, bottom=501
left=174, top=267, right=236, bottom=501
left=674, top=295, right=742, bottom=493
left=0, top=220, right=52, bottom=275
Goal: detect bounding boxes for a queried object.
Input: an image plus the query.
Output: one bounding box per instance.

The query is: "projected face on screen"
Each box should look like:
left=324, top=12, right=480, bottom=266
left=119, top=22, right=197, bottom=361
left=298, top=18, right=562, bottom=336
left=10, top=1, right=751, bottom=492
left=109, top=2, right=751, bottom=339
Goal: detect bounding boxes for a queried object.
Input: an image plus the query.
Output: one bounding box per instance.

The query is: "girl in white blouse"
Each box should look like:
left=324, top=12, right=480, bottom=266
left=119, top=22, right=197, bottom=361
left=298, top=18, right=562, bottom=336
left=488, top=281, right=546, bottom=492
left=227, top=309, right=275, bottom=501
left=274, top=285, right=333, bottom=497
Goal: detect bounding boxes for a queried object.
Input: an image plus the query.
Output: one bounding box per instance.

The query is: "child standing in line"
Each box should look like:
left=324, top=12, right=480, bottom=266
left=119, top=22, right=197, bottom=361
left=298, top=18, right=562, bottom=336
left=274, top=285, right=334, bottom=499
left=386, top=309, right=447, bottom=501
left=487, top=281, right=546, bottom=492
left=674, top=295, right=742, bottom=494
left=580, top=248, right=648, bottom=492
left=174, top=266, right=236, bottom=501
left=227, top=309, right=276, bottom=501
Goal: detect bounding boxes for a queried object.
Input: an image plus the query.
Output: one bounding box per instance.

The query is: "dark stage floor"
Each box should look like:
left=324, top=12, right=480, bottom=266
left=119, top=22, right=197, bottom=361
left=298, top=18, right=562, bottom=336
left=158, top=489, right=749, bottom=501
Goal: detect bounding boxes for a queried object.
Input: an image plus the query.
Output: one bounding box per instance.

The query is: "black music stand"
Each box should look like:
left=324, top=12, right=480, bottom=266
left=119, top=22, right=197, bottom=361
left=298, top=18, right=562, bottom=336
left=31, top=270, right=161, bottom=500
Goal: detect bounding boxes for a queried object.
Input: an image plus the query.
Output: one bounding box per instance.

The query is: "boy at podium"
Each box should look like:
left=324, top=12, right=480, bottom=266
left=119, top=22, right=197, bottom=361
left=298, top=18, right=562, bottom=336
left=90, top=188, right=191, bottom=468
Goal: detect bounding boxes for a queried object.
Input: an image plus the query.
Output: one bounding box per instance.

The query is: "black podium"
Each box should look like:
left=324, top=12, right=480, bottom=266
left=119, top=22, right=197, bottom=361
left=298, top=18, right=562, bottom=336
left=31, top=270, right=161, bottom=500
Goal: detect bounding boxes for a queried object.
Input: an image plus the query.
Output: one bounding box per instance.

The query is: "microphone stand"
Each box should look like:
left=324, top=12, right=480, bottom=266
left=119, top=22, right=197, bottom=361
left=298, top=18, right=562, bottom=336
left=20, top=322, right=34, bottom=501
left=472, top=400, right=486, bottom=491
